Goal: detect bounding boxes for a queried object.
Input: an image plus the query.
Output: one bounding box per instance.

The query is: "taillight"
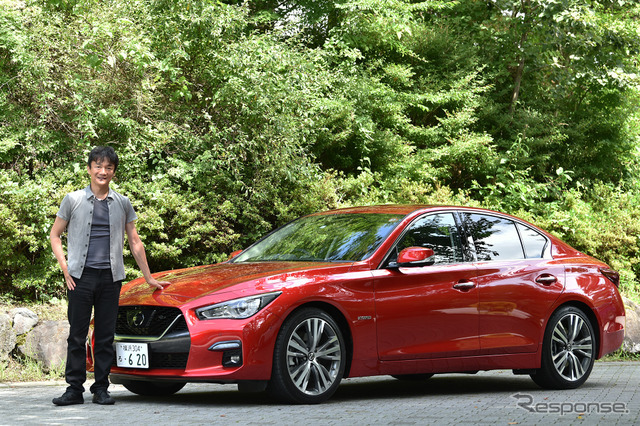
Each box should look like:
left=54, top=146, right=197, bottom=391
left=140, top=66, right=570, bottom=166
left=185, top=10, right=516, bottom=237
left=600, top=268, right=620, bottom=288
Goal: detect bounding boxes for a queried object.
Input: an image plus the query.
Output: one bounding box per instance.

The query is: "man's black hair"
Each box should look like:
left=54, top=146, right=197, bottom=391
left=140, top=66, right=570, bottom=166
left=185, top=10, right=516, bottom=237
left=88, top=146, right=119, bottom=171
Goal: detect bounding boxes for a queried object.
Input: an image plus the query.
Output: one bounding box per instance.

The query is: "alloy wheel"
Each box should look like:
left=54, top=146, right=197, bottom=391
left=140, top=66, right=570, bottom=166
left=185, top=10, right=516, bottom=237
left=550, top=313, right=594, bottom=382
left=285, top=317, right=342, bottom=396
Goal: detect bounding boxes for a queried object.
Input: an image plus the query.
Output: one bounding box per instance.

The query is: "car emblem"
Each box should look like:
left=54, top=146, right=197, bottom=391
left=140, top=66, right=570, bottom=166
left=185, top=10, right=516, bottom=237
left=127, top=310, right=145, bottom=327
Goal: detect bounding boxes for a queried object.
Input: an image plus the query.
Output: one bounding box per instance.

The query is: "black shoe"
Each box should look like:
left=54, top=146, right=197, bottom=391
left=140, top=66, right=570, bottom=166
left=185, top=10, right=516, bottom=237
left=52, top=390, right=84, bottom=406
left=92, top=389, right=115, bottom=405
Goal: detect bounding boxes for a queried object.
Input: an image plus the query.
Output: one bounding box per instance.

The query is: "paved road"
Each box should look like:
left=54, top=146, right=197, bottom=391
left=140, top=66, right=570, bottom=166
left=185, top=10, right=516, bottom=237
left=1, top=361, right=638, bottom=425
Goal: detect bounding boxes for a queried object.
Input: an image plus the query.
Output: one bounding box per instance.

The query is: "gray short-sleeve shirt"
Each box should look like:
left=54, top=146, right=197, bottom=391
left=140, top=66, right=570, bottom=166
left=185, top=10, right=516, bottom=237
left=56, top=186, right=137, bottom=281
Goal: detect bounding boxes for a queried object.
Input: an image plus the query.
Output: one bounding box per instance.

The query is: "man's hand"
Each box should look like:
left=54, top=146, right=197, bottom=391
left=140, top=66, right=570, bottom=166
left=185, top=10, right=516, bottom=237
left=51, top=217, right=76, bottom=290
left=146, top=277, right=171, bottom=291
left=64, top=272, right=77, bottom=291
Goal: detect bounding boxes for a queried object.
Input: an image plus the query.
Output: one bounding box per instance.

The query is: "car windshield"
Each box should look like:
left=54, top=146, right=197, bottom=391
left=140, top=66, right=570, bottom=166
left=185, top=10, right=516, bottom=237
left=233, top=213, right=404, bottom=262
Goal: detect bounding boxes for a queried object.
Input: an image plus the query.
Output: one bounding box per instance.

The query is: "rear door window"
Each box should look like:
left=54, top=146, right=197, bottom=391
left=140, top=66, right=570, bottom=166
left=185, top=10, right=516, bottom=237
left=462, top=213, right=525, bottom=261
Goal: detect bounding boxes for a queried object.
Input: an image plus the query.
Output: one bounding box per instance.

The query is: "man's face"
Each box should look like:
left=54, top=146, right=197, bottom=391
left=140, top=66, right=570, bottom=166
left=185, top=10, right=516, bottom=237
left=87, top=158, right=116, bottom=188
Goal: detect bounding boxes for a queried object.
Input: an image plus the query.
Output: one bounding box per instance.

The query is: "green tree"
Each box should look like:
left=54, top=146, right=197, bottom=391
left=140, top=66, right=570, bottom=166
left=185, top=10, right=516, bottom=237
left=1, top=0, right=640, bottom=301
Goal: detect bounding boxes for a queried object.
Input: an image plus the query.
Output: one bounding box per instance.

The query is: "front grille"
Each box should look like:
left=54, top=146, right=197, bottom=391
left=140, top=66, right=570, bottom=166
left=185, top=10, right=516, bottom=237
left=114, top=305, right=190, bottom=370
left=169, top=315, right=189, bottom=333
left=116, top=306, right=185, bottom=337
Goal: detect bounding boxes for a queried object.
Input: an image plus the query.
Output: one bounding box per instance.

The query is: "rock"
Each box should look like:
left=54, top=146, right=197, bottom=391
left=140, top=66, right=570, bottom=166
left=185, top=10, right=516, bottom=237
left=623, top=297, right=640, bottom=354
left=10, top=308, right=39, bottom=335
left=0, top=313, right=17, bottom=361
left=19, top=320, right=69, bottom=372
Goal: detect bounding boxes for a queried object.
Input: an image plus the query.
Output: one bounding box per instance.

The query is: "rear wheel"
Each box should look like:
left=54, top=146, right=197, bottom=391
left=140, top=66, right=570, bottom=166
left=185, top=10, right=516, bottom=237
left=121, top=380, right=186, bottom=396
left=267, top=308, right=346, bottom=404
left=531, top=306, right=595, bottom=389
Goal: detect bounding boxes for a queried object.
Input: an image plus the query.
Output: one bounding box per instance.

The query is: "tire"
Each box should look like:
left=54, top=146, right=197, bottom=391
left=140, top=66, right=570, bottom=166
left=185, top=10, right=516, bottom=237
left=530, top=306, right=596, bottom=389
left=267, top=308, right=346, bottom=404
left=121, top=380, right=186, bottom=396
left=391, top=374, right=434, bottom=381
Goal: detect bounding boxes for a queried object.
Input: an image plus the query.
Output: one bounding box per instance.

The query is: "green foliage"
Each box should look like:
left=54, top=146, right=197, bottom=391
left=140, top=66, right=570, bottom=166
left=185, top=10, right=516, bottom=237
left=541, top=184, right=640, bottom=299
left=473, top=167, right=640, bottom=298
left=0, top=171, right=62, bottom=299
left=1, top=0, right=640, bottom=300
left=456, top=0, right=640, bottom=182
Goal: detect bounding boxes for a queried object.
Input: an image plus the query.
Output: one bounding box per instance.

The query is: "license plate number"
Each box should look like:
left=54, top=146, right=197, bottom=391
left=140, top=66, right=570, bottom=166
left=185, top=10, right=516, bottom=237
left=116, top=342, right=149, bottom=369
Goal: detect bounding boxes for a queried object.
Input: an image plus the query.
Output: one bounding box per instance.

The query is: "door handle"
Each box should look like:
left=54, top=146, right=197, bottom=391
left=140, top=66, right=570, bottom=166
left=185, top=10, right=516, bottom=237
left=536, top=274, right=557, bottom=286
left=453, top=281, right=475, bottom=291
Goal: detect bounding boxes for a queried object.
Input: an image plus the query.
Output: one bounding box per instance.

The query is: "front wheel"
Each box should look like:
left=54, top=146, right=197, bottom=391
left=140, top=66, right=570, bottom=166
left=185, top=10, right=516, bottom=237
left=267, top=308, right=346, bottom=404
left=531, top=306, right=596, bottom=389
left=121, top=380, right=186, bottom=396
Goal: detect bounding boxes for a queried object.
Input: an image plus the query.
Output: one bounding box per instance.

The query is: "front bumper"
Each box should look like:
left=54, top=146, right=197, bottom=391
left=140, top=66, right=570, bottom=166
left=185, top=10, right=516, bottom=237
left=103, top=304, right=280, bottom=383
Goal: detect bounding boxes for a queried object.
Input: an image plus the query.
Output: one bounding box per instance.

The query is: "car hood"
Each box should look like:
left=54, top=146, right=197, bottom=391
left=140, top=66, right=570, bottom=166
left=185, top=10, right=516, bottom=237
left=119, top=261, right=345, bottom=307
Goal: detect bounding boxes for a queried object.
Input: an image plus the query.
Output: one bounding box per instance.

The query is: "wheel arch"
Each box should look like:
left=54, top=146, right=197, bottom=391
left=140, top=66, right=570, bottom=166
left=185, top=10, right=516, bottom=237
left=548, top=300, right=601, bottom=358
left=279, top=301, right=354, bottom=378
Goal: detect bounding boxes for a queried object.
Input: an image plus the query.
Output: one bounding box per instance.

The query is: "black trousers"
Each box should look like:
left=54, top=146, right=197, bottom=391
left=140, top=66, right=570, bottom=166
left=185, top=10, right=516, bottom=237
left=65, top=268, right=121, bottom=394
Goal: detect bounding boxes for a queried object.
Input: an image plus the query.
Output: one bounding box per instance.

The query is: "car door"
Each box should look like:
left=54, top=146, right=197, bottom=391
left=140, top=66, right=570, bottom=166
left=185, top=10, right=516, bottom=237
left=373, top=212, right=480, bottom=361
left=460, top=212, right=565, bottom=355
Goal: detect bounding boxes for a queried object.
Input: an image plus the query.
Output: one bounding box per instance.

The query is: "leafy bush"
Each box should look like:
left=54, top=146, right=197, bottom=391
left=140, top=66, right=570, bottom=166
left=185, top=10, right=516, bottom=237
left=473, top=168, right=640, bottom=299
left=1, top=0, right=639, bottom=301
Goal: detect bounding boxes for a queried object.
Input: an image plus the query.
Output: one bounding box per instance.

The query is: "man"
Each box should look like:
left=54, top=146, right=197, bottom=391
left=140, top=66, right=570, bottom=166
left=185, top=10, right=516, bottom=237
left=50, top=146, right=169, bottom=406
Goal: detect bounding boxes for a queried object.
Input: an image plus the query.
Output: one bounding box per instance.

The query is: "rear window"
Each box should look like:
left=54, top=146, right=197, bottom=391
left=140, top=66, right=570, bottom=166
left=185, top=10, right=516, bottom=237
left=517, top=223, right=548, bottom=259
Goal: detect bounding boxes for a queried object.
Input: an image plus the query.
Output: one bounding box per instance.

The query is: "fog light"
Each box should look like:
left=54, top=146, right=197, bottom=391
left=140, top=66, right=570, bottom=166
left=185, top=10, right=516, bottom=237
left=222, top=349, right=242, bottom=367
left=209, top=340, right=243, bottom=368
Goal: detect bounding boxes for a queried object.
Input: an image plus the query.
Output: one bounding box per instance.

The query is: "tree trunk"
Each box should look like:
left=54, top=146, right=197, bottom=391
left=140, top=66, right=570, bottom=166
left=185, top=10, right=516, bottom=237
left=510, top=56, right=525, bottom=115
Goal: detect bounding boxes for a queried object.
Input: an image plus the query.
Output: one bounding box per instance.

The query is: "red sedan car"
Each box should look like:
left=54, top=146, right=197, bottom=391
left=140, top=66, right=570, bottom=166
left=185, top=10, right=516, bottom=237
left=88, top=205, right=625, bottom=403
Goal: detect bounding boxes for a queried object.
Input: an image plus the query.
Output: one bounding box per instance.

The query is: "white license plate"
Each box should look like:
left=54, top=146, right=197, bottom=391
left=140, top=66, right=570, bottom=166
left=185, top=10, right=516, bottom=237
left=116, top=342, right=149, bottom=369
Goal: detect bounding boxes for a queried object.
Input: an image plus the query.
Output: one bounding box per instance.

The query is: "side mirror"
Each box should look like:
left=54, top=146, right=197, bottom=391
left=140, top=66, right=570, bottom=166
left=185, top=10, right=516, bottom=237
left=388, top=247, right=435, bottom=269
left=227, top=249, right=243, bottom=261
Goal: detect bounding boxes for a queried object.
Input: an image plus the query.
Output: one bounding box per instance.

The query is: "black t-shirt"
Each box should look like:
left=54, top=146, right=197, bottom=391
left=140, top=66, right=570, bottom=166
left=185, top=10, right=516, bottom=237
left=85, top=198, right=111, bottom=269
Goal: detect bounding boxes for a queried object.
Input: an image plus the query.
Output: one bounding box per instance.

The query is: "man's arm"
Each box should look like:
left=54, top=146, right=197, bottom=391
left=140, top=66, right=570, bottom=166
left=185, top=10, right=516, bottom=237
left=125, top=221, right=170, bottom=290
left=50, top=216, right=77, bottom=290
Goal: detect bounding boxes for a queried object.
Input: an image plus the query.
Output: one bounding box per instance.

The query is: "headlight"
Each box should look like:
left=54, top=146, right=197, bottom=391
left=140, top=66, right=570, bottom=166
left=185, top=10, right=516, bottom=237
left=195, top=292, right=282, bottom=320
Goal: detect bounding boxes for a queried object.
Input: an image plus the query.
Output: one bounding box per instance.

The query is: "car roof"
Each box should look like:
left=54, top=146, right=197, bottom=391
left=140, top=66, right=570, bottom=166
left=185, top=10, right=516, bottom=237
left=309, top=204, right=438, bottom=216
left=308, top=204, right=544, bottom=231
